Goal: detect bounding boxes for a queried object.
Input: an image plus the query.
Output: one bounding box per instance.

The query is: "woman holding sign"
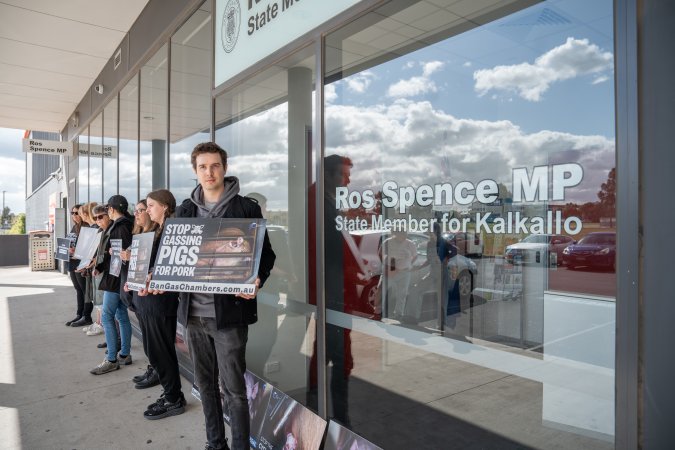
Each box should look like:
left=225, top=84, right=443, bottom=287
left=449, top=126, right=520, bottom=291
left=89, top=196, right=134, bottom=375
left=65, top=203, right=89, bottom=326
left=131, top=189, right=186, bottom=419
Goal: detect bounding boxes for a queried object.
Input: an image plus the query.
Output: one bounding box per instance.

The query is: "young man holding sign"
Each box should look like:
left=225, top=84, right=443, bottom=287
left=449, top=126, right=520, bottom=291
left=175, top=142, right=275, bottom=450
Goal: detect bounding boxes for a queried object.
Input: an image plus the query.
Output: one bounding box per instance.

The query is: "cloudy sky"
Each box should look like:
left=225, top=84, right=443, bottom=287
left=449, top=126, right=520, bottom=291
left=0, top=0, right=614, bottom=218
left=206, top=0, right=615, bottom=212
left=0, top=128, right=26, bottom=214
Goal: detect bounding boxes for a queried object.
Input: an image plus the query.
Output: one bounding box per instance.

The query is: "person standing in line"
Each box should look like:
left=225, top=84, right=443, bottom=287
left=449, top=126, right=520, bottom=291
left=123, top=199, right=161, bottom=389
left=65, top=204, right=90, bottom=326
left=90, top=196, right=134, bottom=375
left=71, top=202, right=99, bottom=329
left=169, top=142, right=275, bottom=450
left=129, top=189, right=187, bottom=419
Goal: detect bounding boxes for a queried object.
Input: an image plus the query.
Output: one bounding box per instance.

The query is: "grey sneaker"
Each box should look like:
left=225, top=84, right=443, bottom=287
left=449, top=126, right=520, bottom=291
left=118, top=354, right=132, bottom=366
left=90, top=359, right=120, bottom=375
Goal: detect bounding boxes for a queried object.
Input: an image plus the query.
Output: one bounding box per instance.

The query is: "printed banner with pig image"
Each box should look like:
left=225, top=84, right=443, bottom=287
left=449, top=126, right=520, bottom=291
left=148, top=218, right=266, bottom=295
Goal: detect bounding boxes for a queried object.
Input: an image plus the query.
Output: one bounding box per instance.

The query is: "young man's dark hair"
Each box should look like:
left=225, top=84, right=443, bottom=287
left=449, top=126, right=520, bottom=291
left=190, top=141, right=228, bottom=169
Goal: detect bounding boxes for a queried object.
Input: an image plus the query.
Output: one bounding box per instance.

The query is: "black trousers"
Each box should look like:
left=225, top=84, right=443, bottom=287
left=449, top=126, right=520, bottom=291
left=138, top=314, right=182, bottom=403
left=68, top=270, right=92, bottom=318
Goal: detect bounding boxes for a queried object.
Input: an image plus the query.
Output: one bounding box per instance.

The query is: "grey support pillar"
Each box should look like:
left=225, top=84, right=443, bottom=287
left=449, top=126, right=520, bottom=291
left=152, top=139, right=166, bottom=190
left=288, top=66, right=312, bottom=303
left=637, top=0, right=675, bottom=447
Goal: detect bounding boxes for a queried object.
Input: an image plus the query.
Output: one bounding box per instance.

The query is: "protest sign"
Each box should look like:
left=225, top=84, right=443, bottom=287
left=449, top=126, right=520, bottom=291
left=126, top=232, right=155, bottom=291
left=148, top=218, right=266, bottom=295
left=257, top=387, right=326, bottom=450
left=73, top=227, right=102, bottom=270
left=109, top=238, right=123, bottom=277
left=55, top=238, right=72, bottom=261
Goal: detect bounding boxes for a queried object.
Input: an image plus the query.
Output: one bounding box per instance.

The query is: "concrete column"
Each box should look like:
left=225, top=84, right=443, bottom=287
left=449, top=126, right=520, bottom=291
left=152, top=139, right=166, bottom=190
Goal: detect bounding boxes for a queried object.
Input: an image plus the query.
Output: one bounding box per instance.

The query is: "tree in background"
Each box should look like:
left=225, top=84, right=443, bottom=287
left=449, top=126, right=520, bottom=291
left=1, top=206, right=14, bottom=229
left=597, top=167, right=616, bottom=225
left=9, top=213, right=25, bottom=235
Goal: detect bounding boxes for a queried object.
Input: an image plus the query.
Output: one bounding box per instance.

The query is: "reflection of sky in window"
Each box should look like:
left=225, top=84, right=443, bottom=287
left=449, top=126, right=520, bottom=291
left=170, top=131, right=211, bottom=204
left=215, top=104, right=289, bottom=211
left=324, top=0, right=614, bottom=206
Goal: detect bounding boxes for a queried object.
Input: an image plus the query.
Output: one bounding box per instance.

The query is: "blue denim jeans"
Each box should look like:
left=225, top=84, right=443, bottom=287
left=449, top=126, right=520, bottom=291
left=187, top=316, right=249, bottom=450
left=102, top=290, right=131, bottom=361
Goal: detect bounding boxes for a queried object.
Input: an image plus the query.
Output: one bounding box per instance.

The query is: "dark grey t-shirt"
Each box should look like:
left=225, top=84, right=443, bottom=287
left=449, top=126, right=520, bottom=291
left=189, top=199, right=217, bottom=317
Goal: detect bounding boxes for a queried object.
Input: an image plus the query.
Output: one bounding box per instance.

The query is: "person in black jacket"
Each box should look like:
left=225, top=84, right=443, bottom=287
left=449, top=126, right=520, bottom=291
left=65, top=203, right=90, bottom=326
left=170, top=142, right=275, bottom=450
left=131, top=189, right=186, bottom=420
left=90, top=195, right=134, bottom=375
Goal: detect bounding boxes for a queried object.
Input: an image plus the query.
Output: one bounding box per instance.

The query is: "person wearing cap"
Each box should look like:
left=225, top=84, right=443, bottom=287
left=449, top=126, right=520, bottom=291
left=90, top=195, right=135, bottom=375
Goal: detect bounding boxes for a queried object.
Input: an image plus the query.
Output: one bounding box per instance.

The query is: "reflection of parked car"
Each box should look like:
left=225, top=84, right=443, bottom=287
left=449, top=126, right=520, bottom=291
left=504, top=234, right=575, bottom=265
left=562, top=232, right=616, bottom=271
left=441, top=232, right=483, bottom=257
left=349, top=230, right=477, bottom=319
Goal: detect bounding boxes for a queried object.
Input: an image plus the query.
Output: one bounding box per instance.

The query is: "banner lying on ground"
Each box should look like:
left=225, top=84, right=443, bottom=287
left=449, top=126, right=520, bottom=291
left=126, top=232, right=154, bottom=291
left=148, top=218, right=266, bottom=295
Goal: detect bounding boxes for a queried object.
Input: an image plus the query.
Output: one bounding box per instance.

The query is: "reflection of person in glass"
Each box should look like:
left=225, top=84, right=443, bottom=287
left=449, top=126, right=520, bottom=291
left=380, top=229, right=417, bottom=320
left=309, top=154, right=354, bottom=427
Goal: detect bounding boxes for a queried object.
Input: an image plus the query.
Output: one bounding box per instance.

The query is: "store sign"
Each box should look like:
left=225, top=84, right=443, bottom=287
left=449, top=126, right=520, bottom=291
left=335, top=163, right=586, bottom=235
left=78, top=143, right=118, bottom=159
left=22, top=138, right=74, bottom=157
left=215, top=0, right=362, bottom=86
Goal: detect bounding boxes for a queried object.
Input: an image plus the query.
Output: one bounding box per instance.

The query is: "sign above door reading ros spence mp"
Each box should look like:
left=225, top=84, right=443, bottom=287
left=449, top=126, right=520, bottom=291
left=215, top=0, right=362, bottom=87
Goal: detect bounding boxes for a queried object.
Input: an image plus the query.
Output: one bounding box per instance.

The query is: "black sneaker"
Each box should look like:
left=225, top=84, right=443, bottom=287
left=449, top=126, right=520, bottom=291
left=143, top=394, right=186, bottom=420
left=135, top=369, right=160, bottom=389
left=97, top=342, right=107, bottom=349
left=65, top=316, right=81, bottom=326
left=133, top=365, right=153, bottom=383
left=147, top=392, right=166, bottom=410
left=205, top=444, right=230, bottom=450
left=71, top=317, right=93, bottom=327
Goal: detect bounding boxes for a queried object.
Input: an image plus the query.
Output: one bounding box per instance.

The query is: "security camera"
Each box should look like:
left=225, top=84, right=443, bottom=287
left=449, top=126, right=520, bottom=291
left=94, top=84, right=104, bottom=94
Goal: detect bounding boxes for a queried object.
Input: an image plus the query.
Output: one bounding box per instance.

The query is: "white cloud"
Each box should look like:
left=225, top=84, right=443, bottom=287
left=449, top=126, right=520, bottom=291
left=345, top=71, right=376, bottom=94
left=324, top=99, right=614, bottom=205
left=387, top=61, right=444, bottom=98
left=473, top=37, right=613, bottom=101
left=0, top=128, right=27, bottom=213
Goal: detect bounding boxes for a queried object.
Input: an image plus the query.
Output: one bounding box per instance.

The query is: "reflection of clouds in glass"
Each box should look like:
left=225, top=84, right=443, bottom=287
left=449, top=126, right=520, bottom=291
left=387, top=61, right=444, bottom=98
left=325, top=99, right=613, bottom=204
left=345, top=71, right=376, bottom=94
left=474, top=37, right=613, bottom=101
left=325, top=83, right=338, bottom=103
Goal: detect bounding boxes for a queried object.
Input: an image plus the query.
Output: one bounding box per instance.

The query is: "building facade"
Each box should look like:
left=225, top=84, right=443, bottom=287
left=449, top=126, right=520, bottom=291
left=23, top=0, right=675, bottom=448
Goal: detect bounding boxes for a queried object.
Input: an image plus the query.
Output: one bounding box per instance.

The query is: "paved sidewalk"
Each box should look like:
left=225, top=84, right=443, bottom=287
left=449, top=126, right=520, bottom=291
left=0, top=267, right=206, bottom=450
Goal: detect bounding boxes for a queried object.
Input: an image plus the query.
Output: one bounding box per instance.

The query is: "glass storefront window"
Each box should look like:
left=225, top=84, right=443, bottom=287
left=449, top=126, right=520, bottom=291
left=88, top=113, right=103, bottom=203
left=169, top=2, right=211, bottom=203
left=77, top=130, right=88, bottom=203
left=103, top=96, right=119, bottom=203
left=324, top=0, right=615, bottom=448
left=119, top=74, right=139, bottom=205
left=140, top=43, right=168, bottom=197
left=215, top=45, right=315, bottom=408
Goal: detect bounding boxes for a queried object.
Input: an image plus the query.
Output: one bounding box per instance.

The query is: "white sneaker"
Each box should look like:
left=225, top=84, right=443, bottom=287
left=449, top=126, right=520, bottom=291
left=86, top=323, right=104, bottom=336
left=82, top=324, right=93, bottom=333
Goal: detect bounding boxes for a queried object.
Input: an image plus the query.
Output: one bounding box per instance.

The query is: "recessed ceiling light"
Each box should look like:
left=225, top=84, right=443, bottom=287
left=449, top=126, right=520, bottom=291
left=143, top=116, right=154, bottom=120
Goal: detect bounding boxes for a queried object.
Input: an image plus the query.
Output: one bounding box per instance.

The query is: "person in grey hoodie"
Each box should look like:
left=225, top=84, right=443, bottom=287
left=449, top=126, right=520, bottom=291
left=172, top=142, right=275, bottom=450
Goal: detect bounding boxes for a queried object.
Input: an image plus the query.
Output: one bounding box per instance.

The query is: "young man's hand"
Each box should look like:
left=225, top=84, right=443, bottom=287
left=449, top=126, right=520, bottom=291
left=236, top=278, right=261, bottom=300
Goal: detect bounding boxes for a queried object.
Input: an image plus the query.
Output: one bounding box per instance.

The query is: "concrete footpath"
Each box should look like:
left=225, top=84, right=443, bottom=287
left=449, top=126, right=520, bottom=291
left=0, top=267, right=207, bottom=450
